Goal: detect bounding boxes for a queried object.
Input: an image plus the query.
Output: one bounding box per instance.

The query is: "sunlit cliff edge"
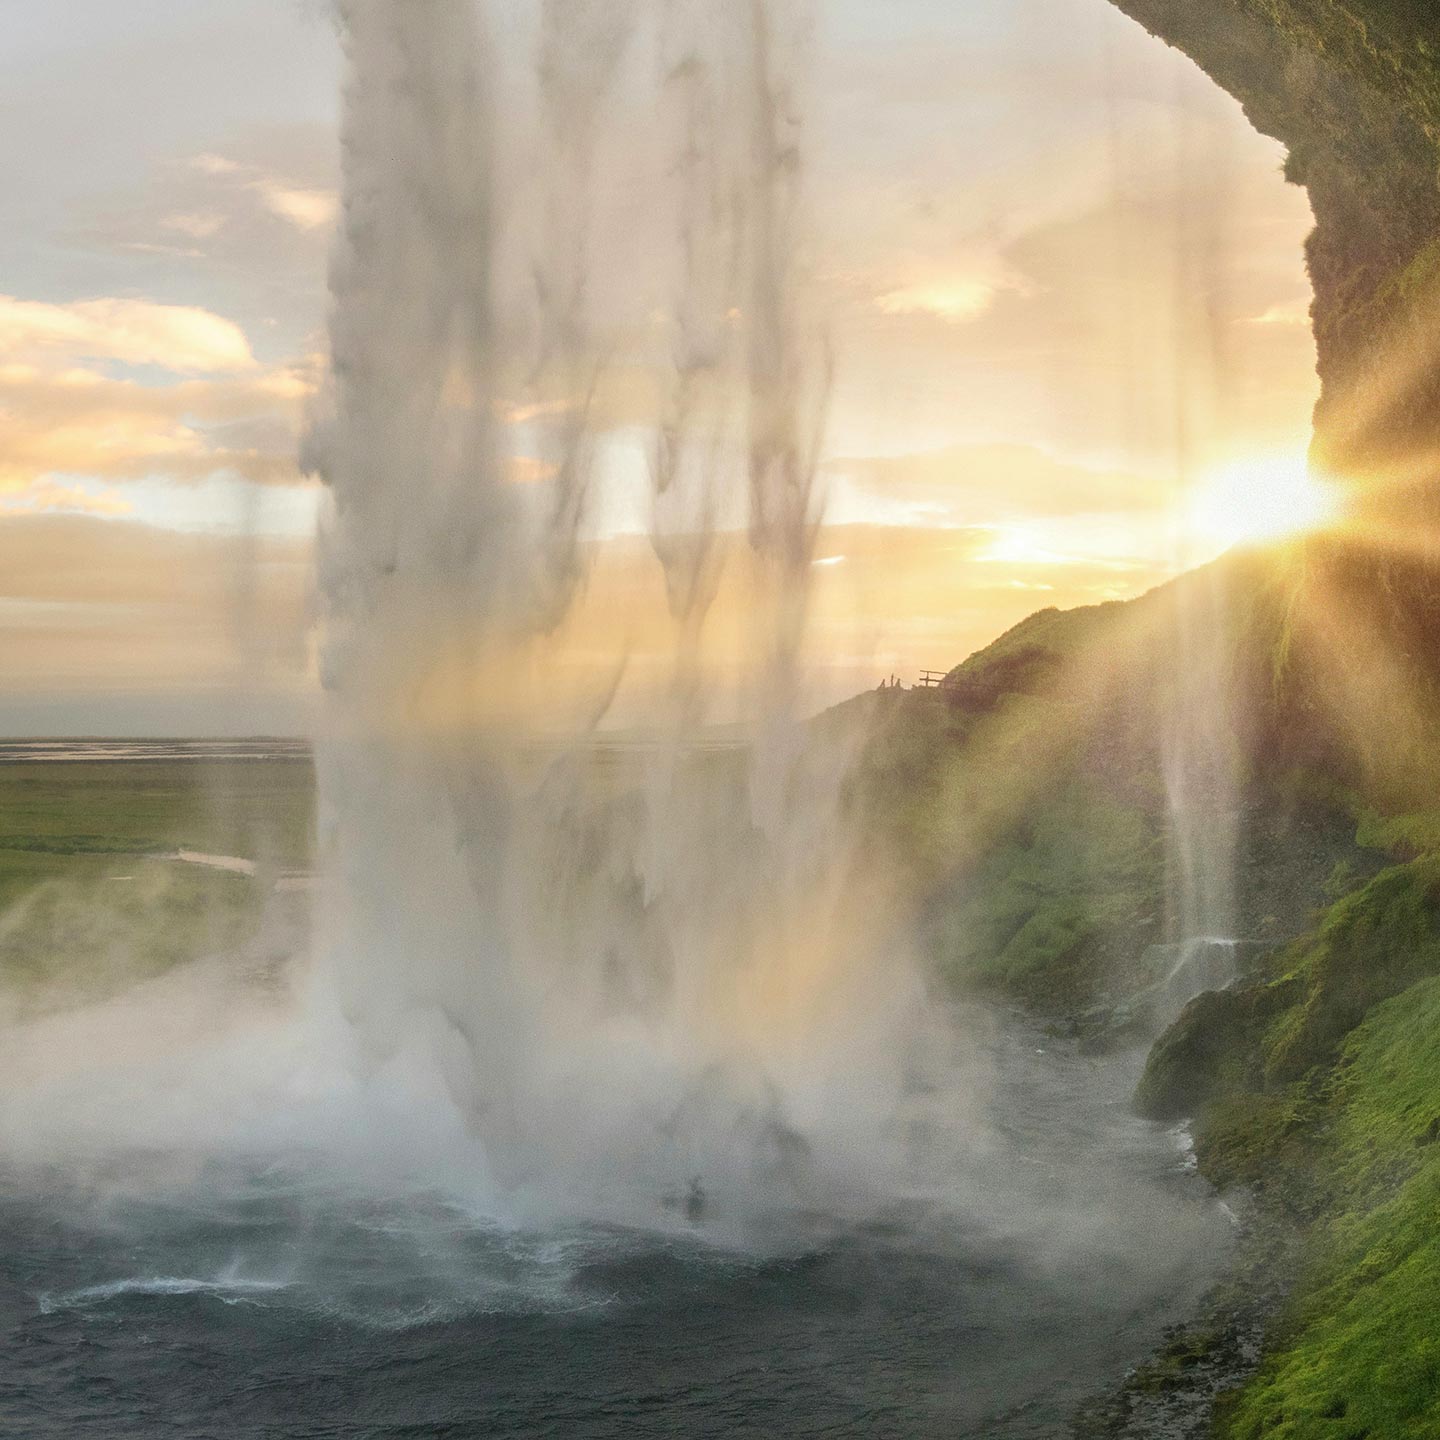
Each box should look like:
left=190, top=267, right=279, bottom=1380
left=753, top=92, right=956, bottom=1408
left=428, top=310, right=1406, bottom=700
left=1110, top=0, right=1440, bottom=484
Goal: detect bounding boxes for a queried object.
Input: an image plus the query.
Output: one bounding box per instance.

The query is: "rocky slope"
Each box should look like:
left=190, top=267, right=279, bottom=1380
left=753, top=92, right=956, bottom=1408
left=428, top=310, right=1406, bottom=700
left=862, top=537, right=1440, bottom=1433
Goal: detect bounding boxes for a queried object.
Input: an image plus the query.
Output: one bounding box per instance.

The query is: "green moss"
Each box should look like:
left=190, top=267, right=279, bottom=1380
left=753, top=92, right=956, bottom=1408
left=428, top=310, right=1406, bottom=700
left=1262, top=858, right=1440, bottom=1081
left=1354, top=806, right=1440, bottom=858
left=1135, top=982, right=1293, bottom=1120
left=1217, top=978, right=1440, bottom=1439
left=1126, top=1323, right=1237, bottom=1395
left=1127, top=864, right=1440, bottom=1433
left=934, top=784, right=1161, bottom=1001
left=859, top=546, right=1383, bottom=1011
left=1136, top=859, right=1440, bottom=1117
left=1378, top=233, right=1440, bottom=310
left=1197, top=1087, right=1321, bottom=1195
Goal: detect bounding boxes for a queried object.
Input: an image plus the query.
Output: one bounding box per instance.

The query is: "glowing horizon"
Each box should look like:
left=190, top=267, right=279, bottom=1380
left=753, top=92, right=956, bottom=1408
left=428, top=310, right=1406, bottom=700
left=0, top=0, right=1323, bottom=734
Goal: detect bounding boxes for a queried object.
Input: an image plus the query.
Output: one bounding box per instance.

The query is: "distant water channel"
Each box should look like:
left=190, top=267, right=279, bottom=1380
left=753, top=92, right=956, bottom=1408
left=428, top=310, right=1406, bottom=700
left=0, top=739, right=313, bottom=764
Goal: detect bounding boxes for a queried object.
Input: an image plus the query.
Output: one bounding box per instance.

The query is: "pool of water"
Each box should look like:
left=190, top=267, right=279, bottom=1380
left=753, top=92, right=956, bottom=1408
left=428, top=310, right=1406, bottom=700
left=0, top=1021, right=1228, bottom=1439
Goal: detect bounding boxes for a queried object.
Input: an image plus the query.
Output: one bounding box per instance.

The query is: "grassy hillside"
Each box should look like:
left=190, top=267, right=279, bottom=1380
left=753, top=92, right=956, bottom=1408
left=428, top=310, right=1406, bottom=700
left=854, top=527, right=1440, bottom=1428
left=853, top=536, right=1436, bottom=1015
left=1128, top=898, right=1440, bottom=1437
left=1215, top=976, right=1440, bottom=1438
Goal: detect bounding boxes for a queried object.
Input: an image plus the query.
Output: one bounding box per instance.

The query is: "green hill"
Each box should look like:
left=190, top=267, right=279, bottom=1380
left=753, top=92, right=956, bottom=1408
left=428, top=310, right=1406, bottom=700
left=853, top=520, right=1440, bottom=1431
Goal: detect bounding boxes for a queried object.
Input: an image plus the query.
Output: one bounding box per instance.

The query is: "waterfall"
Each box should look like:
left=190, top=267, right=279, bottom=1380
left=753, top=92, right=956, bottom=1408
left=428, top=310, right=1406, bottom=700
left=1161, top=565, right=1240, bottom=948
left=1157, top=75, right=1243, bottom=960
left=303, top=0, right=930, bottom=1227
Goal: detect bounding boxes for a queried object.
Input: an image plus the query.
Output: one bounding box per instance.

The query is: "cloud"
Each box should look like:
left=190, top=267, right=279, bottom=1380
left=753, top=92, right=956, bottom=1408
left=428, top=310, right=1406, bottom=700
left=539, top=521, right=1179, bottom=724
left=874, top=279, right=1002, bottom=324
left=0, top=479, right=133, bottom=518
left=160, top=212, right=227, bottom=241
left=0, top=289, right=317, bottom=502
left=185, top=152, right=338, bottom=236
left=62, top=127, right=338, bottom=352
left=0, top=507, right=1182, bottom=735
left=190, top=153, right=244, bottom=178
left=0, top=352, right=318, bottom=496
left=0, top=515, right=312, bottom=712
left=0, top=295, right=256, bottom=374
left=827, top=442, right=1170, bottom=529
left=246, top=178, right=337, bottom=233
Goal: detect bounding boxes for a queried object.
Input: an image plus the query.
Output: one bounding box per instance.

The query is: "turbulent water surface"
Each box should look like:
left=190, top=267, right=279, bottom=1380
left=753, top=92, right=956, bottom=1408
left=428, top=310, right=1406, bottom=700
left=0, top=1021, right=1227, bottom=1440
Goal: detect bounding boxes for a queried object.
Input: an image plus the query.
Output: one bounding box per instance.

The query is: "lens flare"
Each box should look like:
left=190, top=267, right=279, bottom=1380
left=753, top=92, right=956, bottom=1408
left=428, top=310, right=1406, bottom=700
left=1188, top=454, right=1340, bottom=550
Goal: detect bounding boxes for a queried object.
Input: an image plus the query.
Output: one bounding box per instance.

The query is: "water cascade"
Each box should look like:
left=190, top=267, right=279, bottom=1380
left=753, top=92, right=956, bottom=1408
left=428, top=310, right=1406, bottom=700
left=1157, top=85, right=1243, bottom=966
left=305, top=0, right=934, bottom=1229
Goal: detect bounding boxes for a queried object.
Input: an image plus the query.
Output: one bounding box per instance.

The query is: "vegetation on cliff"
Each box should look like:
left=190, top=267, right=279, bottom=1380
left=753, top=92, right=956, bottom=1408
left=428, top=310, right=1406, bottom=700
left=858, top=518, right=1440, bottom=1432
left=1037, top=4, right=1440, bottom=1427
left=1213, top=975, right=1440, bottom=1438
left=855, top=533, right=1437, bottom=1014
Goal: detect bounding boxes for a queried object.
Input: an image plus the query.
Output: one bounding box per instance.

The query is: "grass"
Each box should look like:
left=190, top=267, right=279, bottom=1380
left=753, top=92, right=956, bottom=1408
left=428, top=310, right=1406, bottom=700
left=1217, top=977, right=1440, bottom=1438
left=1261, top=856, right=1440, bottom=1082
left=1136, top=857, right=1440, bottom=1110
left=938, top=544, right=1440, bottom=1431
left=1353, top=804, right=1440, bottom=859
left=854, top=544, right=1382, bottom=1010
left=1125, top=853, right=1440, bottom=1434
left=0, top=758, right=314, bottom=1006
left=929, top=783, right=1160, bottom=1000
left=0, top=758, right=312, bottom=860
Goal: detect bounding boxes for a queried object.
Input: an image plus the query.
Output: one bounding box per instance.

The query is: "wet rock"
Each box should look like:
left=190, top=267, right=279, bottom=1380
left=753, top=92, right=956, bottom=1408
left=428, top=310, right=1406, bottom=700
left=1133, top=982, right=1293, bottom=1122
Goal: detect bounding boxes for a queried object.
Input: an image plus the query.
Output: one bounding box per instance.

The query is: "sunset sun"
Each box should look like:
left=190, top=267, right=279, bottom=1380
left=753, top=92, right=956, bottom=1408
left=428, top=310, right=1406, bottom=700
left=1189, top=453, right=1341, bottom=550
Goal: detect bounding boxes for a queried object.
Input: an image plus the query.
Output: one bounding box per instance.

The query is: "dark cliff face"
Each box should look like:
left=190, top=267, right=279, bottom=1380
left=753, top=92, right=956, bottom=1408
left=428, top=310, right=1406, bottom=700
left=1107, top=1, right=1440, bottom=486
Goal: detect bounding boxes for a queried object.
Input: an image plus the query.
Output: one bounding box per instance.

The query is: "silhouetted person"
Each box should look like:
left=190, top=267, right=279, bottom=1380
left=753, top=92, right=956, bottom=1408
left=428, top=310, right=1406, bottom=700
left=685, top=1176, right=705, bottom=1223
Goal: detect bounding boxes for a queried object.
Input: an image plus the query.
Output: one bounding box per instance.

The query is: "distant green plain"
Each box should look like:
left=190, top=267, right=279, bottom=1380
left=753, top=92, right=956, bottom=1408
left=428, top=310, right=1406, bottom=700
left=0, top=760, right=314, bottom=1002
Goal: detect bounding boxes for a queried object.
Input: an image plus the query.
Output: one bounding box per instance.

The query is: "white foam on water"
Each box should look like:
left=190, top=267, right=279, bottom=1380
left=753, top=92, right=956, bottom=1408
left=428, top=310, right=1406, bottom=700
left=38, top=1274, right=292, bottom=1315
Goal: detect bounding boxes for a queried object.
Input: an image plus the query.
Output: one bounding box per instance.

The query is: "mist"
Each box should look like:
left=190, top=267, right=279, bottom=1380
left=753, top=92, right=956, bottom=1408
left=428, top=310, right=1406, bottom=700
left=0, top=4, right=1256, bottom=1435
left=0, top=0, right=1232, bottom=1260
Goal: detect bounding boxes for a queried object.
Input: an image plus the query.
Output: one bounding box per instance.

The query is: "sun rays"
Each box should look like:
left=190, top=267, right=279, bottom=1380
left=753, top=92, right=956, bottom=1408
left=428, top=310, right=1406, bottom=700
left=1187, top=453, right=1343, bottom=551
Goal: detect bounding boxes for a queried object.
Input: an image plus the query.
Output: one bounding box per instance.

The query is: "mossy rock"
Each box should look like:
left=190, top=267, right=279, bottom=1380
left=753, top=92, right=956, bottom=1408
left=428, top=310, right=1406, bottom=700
left=1135, top=980, right=1296, bottom=1120
left=1215, top=978, right=1440, bottom=1439
left=1195, top=1087, right=1321, bottom=1201
left=1263, top=857, right=1440, bottom=1082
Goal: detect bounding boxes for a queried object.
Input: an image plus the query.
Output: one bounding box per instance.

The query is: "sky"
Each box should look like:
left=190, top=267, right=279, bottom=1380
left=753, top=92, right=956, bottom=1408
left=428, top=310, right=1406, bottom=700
left=0, top=0, right=1319, bottom=734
